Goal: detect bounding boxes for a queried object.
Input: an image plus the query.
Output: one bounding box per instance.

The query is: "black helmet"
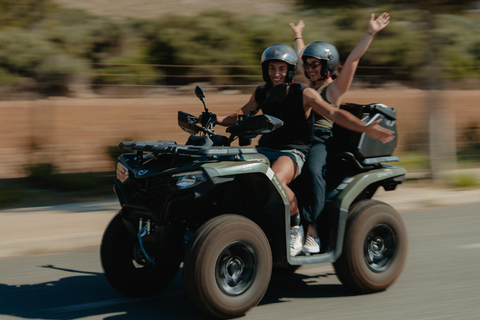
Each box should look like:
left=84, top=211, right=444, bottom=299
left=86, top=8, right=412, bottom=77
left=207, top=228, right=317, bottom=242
left=301, top=41, right=339, bottom=79
left=261, top=43, right=298, bottom=84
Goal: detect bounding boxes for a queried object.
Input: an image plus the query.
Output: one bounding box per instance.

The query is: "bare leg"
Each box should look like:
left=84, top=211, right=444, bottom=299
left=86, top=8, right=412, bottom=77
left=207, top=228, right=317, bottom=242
left=270, top=155, right=298, bottom=216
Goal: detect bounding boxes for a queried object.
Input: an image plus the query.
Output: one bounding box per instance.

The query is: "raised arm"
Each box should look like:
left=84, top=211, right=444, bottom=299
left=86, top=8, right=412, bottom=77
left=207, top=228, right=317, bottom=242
left=328, top=12, right=390, bottom=105
left=303, top=87, right=394, bottom=143
left=289, top=20, right=306, bottom=73
left=215, top=93, right=258, bottom=127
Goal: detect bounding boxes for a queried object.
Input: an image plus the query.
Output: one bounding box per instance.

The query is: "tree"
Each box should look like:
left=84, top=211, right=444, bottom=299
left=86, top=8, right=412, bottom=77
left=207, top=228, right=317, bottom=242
left=0, top=0, right=57, bottom=29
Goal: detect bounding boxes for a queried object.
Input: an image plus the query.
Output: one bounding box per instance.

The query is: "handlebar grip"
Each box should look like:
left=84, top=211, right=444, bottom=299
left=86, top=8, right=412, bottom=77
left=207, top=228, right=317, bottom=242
left=201, top=112, right=216, bottom=127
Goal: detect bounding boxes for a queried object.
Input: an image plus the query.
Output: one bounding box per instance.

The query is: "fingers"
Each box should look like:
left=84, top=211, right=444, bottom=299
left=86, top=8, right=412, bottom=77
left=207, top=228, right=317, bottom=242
left=378, top=12, right=390, bottom=24
left=366, top=118, right=395, bottom=144
left=372, top=12, right=390, bottom=25
left=289, top=20, right=304, bottom=28
left=380, top=136, right=394, bottom=144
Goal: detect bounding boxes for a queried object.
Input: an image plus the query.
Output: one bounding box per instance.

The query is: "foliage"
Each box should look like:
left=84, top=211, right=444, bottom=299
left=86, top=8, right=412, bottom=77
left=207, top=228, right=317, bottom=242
left=295, top=0, right=478, bottom=11
left=106, top=138, right=134, bottom=163
left=0, top=185, right=26, bottom=208
left=457, top=123, right=480, bottom=162
left=435, top=14, right=480, bottom=79
left=0, top=0, right=58, bottom=29
left=140, top=10, right=264, bottom=85
left=395, top=151, right=430, bottom=172
left=444, top=173, right=479, bottom=189
left=0, top=2, right=479, bottom=95
left=0, top=30, right=88, bottom=94
left=93, top=47, right=158, bottom=85
left=24, top=162, right=112, bottom=191
left=42, top=9, right=126, bottom=63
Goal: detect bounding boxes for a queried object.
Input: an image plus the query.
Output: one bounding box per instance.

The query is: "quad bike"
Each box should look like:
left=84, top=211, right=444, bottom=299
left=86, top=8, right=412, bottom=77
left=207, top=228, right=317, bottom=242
left=100, top=84, right=407, bottom=319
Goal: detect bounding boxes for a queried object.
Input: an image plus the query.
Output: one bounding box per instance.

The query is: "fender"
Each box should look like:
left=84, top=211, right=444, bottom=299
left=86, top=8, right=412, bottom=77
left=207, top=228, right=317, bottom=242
left=202, top=161, right=290, bottom=216
left=287, top=165, right=406, bottom=266
left=331, top=166, right=407, bottom=260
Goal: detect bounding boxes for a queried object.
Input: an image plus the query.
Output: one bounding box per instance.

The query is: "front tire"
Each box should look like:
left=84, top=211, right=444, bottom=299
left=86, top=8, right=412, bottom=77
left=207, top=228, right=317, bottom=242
left=100, top=212, right=180, bottom=297
left=333, top=200, right=407, bottom=293
left=183, top=214, right=272, bottom=319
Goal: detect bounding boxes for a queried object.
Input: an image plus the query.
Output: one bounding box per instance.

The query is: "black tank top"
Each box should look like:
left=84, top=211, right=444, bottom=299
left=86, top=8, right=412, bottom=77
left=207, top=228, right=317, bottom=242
left=254, top=82, right=313, bottom=154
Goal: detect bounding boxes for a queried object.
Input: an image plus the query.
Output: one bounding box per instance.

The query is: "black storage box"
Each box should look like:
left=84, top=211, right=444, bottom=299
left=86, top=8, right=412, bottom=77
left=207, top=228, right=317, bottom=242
left=329, top=103, right=398, bottom=160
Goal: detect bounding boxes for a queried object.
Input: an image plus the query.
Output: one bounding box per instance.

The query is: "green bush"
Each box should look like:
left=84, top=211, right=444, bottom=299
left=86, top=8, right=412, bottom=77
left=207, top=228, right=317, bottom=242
left=42, top=9, right=126, bottom=63
left=24, top=162, right=112, bottom=191
left=93, top=47, right=158, bottom=85
left=458, top=123, right=480, bottom=162
left=445, top=174, right=479, bottom=189
left=1, top=3, right=480, bottom=95
left=0, top=0, right=58, bottom=30
left=0, top=187, right=27, bottom=208
left=141, top=10, right=265, bottom=85
left=106, top=138, right=134, bottom=163
left=0, top=67, right=34, bottom=86
left=395, top=151, right=430, bottom=172
left=0, top=30, right=89, bottom=94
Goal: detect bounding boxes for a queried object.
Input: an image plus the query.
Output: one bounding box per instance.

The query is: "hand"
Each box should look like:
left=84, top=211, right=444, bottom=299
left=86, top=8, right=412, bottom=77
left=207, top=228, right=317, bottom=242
left=367, top=12, right=390, bottom=36
left=365, top=119, right=395, bottom=144
left=289, top=19, right=305, bottom=39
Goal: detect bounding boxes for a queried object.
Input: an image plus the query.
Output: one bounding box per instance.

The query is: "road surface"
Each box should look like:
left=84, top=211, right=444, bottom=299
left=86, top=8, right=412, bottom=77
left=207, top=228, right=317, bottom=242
left=1, top=202, right=480, bottom=320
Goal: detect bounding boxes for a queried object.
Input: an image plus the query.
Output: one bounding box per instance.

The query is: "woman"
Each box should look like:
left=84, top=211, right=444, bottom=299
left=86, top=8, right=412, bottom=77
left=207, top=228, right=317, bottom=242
left=289, top=13, right=391, bottom=254
left=216, top=43, right=394, bottom=256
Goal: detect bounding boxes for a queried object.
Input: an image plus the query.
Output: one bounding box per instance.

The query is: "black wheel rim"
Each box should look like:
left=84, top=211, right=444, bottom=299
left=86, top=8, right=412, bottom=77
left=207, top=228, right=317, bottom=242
left=216, top=241, right=257, bottom=296
left=364, top=223, right=397, bottom=272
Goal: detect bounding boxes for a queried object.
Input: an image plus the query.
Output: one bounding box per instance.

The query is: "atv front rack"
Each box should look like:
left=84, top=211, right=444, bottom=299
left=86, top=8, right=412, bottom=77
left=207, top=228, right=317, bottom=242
left=119, top=141, right=259, bottom=157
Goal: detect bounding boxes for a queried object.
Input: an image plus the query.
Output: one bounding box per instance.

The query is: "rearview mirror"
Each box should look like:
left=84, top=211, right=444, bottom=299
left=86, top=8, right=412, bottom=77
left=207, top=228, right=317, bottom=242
left=195, top=86, right=205, bottom=103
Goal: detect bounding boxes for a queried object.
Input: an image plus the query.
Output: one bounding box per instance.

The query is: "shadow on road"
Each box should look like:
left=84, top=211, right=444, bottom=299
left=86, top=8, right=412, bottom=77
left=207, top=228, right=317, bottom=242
left=0, top=265, right=201, bottom=320
left=0, top=264, right=352, bottom=320
left=261, top=268, right=352, bottom=306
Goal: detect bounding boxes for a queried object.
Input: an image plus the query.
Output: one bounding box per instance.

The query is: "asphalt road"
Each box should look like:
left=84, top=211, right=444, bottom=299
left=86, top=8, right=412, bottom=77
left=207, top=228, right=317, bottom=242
left=1, top=202, right=480, bottom=320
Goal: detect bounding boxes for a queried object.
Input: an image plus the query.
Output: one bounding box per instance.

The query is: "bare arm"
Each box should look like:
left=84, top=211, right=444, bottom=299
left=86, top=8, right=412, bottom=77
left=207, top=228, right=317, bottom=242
left=328, top=12, right=390, bottom=105
left=289, top=20, right=306, bottom=74
left=216, top=93, right=258, bottom=127
left=303, top=88, right=394, bottom=143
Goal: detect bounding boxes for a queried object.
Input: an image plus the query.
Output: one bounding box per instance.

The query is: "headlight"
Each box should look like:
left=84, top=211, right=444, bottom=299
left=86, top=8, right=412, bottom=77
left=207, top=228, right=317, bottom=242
left=116, top=162, right=129, bottom=183
left=171, top=171, right=206, bottom=189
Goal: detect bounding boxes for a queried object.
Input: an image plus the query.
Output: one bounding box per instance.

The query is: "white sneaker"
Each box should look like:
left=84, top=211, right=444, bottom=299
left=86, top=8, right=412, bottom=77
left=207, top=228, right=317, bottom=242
left=302, top=235, right=321, bottom=254
left=290, top=225, right=305, bottom=256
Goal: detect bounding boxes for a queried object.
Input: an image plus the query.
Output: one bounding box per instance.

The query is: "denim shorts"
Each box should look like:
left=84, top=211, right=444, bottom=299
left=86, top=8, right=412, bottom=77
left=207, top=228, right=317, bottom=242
left=256, top=147, right=307, bottom=177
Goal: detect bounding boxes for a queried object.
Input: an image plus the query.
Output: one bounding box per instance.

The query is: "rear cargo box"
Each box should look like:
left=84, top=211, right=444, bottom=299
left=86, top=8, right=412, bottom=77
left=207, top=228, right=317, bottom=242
left=329, top=103, right=397, bottom=160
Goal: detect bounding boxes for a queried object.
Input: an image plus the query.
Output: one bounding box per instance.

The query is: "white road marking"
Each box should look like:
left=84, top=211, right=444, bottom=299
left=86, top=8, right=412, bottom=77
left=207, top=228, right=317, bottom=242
left=459, top=243, right=480, bottom=249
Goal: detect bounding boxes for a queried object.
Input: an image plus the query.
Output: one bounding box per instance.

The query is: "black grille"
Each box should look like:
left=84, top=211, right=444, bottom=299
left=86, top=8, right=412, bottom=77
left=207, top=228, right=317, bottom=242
left=123, top=175, right=171, bottom=213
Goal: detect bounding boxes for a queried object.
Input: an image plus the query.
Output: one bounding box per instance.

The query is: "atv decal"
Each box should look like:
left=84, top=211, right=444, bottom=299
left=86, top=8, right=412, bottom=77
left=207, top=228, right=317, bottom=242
left=266, top=167, right=275, bottom=180
left=138, top=169, right=148, bottom=175
left=377, top=169, right=393, bottom=178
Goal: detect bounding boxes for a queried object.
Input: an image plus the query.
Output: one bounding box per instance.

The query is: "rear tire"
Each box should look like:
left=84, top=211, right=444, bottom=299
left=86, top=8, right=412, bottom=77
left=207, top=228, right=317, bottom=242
left=100, top=212, right=180, bottom=297
left=184, top=214, right=272, bottom=319
left=333, top=200, right=407, bottom=293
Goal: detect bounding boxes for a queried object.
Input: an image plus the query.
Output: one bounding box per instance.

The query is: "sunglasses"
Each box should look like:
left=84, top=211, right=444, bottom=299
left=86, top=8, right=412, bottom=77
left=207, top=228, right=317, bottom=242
left=304, top=61, right=322, bottom=69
